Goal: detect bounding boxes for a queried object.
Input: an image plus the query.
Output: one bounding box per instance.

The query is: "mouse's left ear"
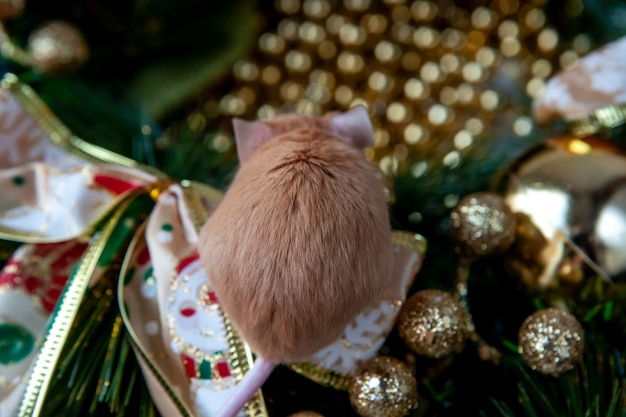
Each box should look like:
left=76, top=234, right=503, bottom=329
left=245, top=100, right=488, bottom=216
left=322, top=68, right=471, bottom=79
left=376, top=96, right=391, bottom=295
left=326, top=105, right=374, bottom=149
left=232, top=118, right=273, bottom=162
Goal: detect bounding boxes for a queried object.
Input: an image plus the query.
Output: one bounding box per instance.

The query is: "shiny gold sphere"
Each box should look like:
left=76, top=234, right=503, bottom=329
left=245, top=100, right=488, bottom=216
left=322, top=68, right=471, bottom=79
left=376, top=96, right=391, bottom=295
left=500, top=136, right=626, bottom=287
left=27, top=20, right=89, bottom=76
left=397, top=289, right=469, bottom=358
left=349, top=356, right=417, bottom=417
left=450, top=192, right=516, bottom=258
left=518, top=308, right=585, bottom=376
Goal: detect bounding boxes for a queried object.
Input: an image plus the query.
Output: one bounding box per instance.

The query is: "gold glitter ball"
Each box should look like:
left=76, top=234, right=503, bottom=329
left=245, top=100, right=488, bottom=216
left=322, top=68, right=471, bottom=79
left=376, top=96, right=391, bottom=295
left=349, top=356, right=417, bottom=417
left=27, top=20, right=89, bottom=76
left=518, top=308, right=585, bottom=377
left=397, top=289, right=469, bottom=358
left=450, top=192, right=516, bottom=258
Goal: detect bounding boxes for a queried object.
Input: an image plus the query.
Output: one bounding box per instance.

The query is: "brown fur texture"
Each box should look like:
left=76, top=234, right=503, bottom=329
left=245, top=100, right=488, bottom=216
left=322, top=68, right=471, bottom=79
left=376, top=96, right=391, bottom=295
left=198, top=114, right=392, bottom=363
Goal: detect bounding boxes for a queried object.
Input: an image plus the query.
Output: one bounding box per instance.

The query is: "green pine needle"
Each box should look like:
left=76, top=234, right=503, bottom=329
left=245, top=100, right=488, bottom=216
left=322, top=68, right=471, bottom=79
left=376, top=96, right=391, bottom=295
left=484, top=339, right=625, bottom=417
left=41, top=271, right=156, bottom=417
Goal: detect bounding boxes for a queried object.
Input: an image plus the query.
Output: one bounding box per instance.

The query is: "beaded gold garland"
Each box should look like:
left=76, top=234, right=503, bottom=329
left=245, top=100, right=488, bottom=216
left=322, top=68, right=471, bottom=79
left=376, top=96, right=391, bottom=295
left=193, top=0, right=585, bottom=188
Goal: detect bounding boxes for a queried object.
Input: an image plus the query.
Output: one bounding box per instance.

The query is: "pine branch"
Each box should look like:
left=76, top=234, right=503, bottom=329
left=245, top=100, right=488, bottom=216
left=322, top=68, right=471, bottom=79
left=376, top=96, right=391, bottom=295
left=41, top=271, right=158, bottom=417
left=484, top=337, right=625, bottom=417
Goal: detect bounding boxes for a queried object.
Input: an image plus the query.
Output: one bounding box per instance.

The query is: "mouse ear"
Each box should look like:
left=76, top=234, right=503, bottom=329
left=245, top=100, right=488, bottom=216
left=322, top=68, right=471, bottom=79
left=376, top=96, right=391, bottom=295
left=232, top=118, right=273, bottom=162
left=326, top=105, right=374, bottom=149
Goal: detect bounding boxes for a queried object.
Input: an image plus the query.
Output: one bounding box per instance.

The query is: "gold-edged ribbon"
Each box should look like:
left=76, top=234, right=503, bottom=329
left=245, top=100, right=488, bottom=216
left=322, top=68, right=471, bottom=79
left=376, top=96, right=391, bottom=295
left=17, top=191, right=142, bottom=417
left=0, top=73, right=267, bottom=417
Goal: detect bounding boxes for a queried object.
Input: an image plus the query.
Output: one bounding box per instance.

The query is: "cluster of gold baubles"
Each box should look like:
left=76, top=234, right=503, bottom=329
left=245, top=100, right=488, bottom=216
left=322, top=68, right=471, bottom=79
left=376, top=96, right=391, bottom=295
left=381, top=131, right=626, bottom=415
left=348, top=130, right=626, bottom=415
left=0, top=0, right=89, bottom=75
left=346, top=184, right=588, bottom=417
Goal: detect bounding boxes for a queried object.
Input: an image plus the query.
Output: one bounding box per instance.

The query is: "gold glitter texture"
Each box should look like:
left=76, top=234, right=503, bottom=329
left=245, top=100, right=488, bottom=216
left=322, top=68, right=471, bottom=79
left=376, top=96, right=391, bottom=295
left=397, top=289, right=468, bottom=358
left=348, top=356, right=417, bottom=417
left=518, top=308, right=585, bottom=377
left=450, top=192, right=516, bottom=258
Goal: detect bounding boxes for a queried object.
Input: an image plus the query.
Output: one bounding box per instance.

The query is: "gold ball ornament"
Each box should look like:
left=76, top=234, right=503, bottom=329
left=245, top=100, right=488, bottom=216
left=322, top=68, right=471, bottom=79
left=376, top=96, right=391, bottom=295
left=500, top=136, right=626, bottom=287
left=0, top=0, right=24, bottom=20
left=27, top=20, right=89, bottom=76
left=397, top=289, right=469, bottom=358
left=450, top=192, right=516, bottom=259
left=349, top=356, right=417, bottom=417
left=289, top=412, right=324, bottom=417
left=518, top=308, right=585, bottom=376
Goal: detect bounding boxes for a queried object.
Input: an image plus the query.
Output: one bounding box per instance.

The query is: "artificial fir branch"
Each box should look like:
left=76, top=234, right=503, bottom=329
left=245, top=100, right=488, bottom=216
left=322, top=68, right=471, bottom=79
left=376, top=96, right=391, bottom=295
left=40, top=273, right=157, bottom=417
left=483, top=337, right=625, bottom=417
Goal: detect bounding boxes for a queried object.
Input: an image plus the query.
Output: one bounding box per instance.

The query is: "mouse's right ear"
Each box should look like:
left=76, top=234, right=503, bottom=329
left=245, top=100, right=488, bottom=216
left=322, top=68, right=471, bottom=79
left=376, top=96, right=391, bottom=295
left=326, top=106, right=374, bottom=149
left=232, top=118, right=273, bottom=163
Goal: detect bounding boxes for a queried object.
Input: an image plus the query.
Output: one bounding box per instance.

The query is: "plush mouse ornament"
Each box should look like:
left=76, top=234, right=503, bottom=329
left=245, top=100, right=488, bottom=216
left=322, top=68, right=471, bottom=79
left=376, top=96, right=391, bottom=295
left=198, top=106, right=393, bottom=417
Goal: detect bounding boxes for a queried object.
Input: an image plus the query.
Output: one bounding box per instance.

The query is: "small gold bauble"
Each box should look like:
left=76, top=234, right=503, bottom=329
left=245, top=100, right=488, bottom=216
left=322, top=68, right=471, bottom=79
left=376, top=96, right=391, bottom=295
left=518, top=308, right=585, bottom=376
left=0, top=0, right=24, bottom=20
left=397, top=289, right=469, bottom=358
left=450, top=192, right=516, bottom=258
left=289, top=412, right=324, bottom=417
left=27, top=20, right=89, bottom=76
left=349, top=356, right=417, bottom=417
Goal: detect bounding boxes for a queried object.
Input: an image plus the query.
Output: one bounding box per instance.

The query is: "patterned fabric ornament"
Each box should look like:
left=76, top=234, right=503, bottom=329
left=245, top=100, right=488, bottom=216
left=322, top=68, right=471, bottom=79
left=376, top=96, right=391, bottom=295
left=120, top=188, right=267, bottom=417
left=0, top=239, right=107, bottom=414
